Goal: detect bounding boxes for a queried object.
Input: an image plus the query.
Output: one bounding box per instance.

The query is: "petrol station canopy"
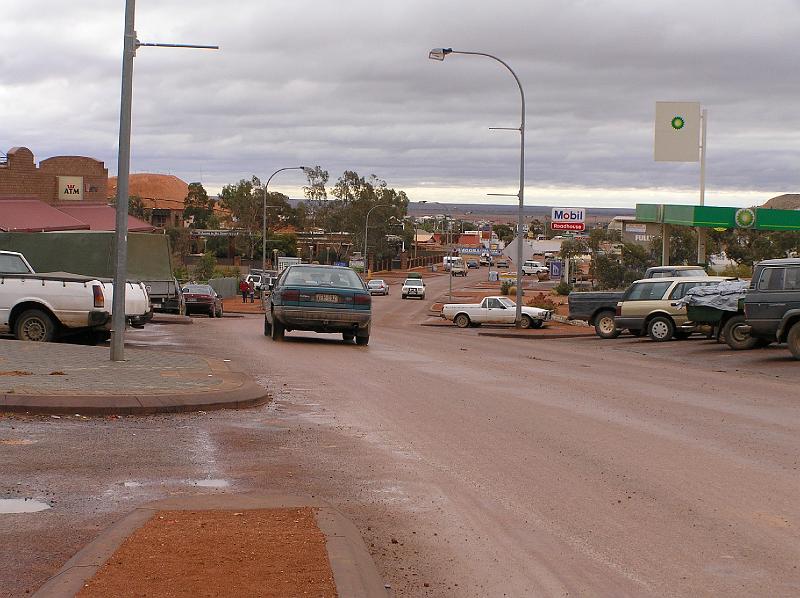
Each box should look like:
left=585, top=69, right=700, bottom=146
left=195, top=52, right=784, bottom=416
left=635, top=203, right=800, bottom=231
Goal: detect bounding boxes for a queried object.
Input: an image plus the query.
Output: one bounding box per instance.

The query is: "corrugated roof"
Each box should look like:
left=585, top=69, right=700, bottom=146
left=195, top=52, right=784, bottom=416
left=56, top=203, right=156, bottom=232
left=0, top=198, right=89, bottom=232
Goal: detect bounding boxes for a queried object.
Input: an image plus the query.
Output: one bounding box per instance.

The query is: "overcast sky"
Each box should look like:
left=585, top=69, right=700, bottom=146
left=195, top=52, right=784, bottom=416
left=3, top=0, right=800, bottom=207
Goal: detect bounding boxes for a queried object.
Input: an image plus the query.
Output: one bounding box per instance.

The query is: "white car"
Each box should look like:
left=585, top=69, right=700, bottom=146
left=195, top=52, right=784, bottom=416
left=441, top=295, right=551, bottom=329
left=401, top=278, right=426, bottom=300
left=522, top=260, right=549, bottom=276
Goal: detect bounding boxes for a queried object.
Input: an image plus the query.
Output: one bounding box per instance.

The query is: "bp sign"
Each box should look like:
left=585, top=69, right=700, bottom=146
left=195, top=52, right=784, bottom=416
left=735, top=208, right=756, bottom=228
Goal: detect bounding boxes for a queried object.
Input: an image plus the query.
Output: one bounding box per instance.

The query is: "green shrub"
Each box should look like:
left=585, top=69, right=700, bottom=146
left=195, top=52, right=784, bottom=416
left=553, top=282, right=573, bottom=296
left=212, top=265, right=241, bottom=279
left=500, top=280, right=512, bottom=295
left=718, top=263, right=752, bottom=278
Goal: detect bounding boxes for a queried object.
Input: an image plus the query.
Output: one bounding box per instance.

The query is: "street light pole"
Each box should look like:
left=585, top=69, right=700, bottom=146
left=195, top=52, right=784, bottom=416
left=364, top=204, right=392, bottom=276
left=262, top=166, right=307, bottom=274
left=429, top=47, right=526, bottom=327
left=111, top=0, right=218, bottom=361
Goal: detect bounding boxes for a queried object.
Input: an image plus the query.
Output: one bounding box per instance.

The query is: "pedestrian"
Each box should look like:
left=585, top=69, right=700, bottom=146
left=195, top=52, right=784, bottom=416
left=248, top=279, right=255, bottom=303
left=239, top=279, right=248, bottom=303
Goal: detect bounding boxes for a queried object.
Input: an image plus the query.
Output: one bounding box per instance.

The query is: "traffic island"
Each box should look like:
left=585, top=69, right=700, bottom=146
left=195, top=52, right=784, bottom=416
left=0, top=340, right=268, bottom=415
left=32, top=495, right=387, bottom=598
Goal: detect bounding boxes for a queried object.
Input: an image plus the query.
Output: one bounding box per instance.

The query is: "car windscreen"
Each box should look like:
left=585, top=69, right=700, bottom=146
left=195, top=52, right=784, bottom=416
left=367, top=280, right=384, bottom=287
left=183, top=285, right=213, bottom=295
left=405, top=280, right=423, bottom=286
left=283, top=266, right=364, bottom=289
left=675, top=269, right=707, bottom=277
left=499, top=298, right=517, bottom=308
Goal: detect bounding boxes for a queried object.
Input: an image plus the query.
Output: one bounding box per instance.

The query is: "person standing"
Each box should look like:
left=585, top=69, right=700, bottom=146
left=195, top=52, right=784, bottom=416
left=248, top=279, right=256, bottom=303
left=239, top=278, right=248, bottom=303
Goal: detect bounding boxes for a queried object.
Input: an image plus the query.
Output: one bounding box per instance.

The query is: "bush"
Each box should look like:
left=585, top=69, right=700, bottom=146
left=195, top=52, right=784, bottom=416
left=173, top=265, right=189, bottom=282
left=553, top=282, right=573, bottom=296
left=500, top=280, right=512, bottom=295
left=212, top=265, right=241, bottom=279
left=718, top=263, right=752, bottom=278
left=192, top=252, right=217, bottom=281
left=525, top=292, right=558, bottom=311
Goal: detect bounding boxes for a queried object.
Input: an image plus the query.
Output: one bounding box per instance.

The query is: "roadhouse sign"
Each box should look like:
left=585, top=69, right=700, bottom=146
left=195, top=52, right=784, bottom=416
left=551, top=208, right=585, bottom=232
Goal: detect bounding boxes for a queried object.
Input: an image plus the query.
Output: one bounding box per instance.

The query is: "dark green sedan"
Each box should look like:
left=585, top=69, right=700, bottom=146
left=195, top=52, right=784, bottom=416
left=264, top=264, right=372, bottom=345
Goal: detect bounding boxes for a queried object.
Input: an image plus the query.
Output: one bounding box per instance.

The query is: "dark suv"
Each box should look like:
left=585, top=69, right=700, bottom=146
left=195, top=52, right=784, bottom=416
left=743, top=258, right=800, bottom=358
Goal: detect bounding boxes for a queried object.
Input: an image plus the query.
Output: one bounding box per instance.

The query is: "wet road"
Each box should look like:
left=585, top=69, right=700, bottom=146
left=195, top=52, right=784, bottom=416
left=2, top=270, right=800, bottom=597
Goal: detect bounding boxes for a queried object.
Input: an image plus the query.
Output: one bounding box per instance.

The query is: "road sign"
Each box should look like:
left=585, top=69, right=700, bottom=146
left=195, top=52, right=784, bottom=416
left=551, top=208, right=585, bottom=232
left=549, top=260, right=563, bottom=279
left=654, top=101, right=701, bottom=162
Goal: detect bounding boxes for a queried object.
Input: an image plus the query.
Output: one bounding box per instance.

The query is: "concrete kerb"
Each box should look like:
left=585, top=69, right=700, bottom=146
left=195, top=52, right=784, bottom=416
left=32, top=494, right=388, bottom=598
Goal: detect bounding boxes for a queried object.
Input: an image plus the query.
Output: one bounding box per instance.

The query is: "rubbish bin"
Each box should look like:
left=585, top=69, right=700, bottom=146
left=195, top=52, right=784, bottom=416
left=488, top=270, right=499, bottom=282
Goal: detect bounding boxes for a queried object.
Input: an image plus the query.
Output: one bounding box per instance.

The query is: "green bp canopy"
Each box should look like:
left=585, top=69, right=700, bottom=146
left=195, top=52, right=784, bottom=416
left=636, top=204, right=800, bottom=231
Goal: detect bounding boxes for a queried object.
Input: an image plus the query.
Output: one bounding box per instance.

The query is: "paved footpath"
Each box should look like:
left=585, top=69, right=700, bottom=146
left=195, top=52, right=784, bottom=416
left=0, top=339, right=267, bottom=415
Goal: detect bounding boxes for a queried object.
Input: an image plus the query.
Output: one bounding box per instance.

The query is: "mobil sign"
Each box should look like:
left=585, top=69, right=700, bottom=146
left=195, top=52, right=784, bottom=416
left=551, top=208, right=585, bottom=231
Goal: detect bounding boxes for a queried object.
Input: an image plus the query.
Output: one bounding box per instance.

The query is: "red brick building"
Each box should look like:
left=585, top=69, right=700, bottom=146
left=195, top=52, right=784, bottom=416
left=0, top=146, right=108, bottom=203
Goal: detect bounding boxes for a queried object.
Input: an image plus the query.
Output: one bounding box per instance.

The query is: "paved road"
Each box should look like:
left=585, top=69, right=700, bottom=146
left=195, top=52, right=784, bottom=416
left=2, top=269, right=799, bottom=597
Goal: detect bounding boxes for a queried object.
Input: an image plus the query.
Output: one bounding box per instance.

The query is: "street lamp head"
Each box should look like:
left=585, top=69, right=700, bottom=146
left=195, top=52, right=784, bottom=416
left=428, top=48, right=452, bottom=61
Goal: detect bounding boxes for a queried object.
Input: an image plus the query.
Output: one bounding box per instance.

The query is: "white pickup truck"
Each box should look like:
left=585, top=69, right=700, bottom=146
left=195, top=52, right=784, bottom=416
left=441, top=295, right=552, bottom=329
left=0, top=250, right=151, bottom=342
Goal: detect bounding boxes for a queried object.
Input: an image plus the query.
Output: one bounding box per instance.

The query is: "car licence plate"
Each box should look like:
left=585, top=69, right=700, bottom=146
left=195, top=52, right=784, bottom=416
left=317, top=294, right=339, bottom=303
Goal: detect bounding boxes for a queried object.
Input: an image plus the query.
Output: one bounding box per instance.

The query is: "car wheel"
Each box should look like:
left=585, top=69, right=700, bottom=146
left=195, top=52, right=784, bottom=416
left=355, top=334, right=369, bottom=346
left=402, top=294, right=407, bottom=300
left=209, top=307, right=216, bottom=318
left=531, top=319, right=543, bottom=329
left=648, top=316, right=674, bottom=342
left=594, top=310, right=621, bottom=339
left=788, top=322, right=800, bottom=359
left=454, top=314, right=470, bottom=328
left=15, top=309, right=56, bottom=342
left=420, top=294, right=425, bottom=300
left=519, top=315, right=533, bottom=329
left=343, top=332, right=355, bottom=342
left=271, top=319, right=285, bottom=341
left=722, top=314, right=758, bottom=350
left=216, top=305, right=223, bottom=318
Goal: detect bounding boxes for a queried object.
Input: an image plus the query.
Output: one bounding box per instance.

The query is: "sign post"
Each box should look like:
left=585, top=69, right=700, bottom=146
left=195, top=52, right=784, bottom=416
left=551, top=208, right=586, bottom=232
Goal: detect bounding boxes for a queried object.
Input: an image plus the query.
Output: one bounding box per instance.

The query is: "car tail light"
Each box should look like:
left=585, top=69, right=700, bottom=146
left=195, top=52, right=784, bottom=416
left=354, top=294, right=371, bottom=306
left=92, top=284, right=104, bottom=308
left=282, top=289, right=300, bottom=302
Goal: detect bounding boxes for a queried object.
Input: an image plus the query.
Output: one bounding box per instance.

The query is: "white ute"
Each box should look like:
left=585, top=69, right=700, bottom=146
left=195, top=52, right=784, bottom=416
left=441, top=295, right=551, bottom=329
left=0, top=250, right=110, bottom=342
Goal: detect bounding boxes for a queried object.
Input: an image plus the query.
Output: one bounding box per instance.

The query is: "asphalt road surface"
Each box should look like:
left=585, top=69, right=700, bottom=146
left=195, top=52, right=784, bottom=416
left=2, top=269, right=800, bottom=597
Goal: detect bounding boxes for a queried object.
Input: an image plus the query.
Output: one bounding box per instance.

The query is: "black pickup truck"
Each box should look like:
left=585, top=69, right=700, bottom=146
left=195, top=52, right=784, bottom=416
left=568, top=266, right=708, bottom=338
left=742, top=258, right=800, bottom=359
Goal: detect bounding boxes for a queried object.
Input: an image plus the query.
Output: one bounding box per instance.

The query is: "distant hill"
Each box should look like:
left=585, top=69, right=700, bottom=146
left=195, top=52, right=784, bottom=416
left=762, top=194, right=800, bottom=210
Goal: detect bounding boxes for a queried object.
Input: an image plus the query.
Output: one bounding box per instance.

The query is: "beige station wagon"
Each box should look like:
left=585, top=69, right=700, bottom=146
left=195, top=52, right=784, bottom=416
left=614, top=276, right=727, bottom=341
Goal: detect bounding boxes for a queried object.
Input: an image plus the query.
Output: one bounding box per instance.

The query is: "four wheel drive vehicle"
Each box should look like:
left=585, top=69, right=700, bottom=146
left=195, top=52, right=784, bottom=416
left=146, top=278, right=184, bottom=314
left=181, top=284, right=224, bottom=318
left=615, top=276, right=727, bottom=342
left=401, top=278, right=426, bottom=300
left=568, top=290, right=627, bottom=338
left=741, top=258, right=800, bottom=358
left=467, top=259, right=480, bottom=269
left=450, top=259, right=468, bottom=277
left=0, top=250, right=110, bottom=342
left=644, top=265, right=708, bottom=278
left=496, top=259, right=510, bottom=268
left=367, top=279, right=389, bottom=295
left=522, top=260, right=549, bottom=276
left=441, top=296, right=551, bottom=329
left=245, top=273, right=263, bottom=291
left=264, top=264, right=371, bottom=345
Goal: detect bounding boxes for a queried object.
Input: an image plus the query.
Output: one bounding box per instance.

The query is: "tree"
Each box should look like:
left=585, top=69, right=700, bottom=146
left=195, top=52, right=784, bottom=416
left=559, top=238, right=589, bottom=261
left=219, top=177, right=261, bottom=258
left=709, top=228, right=800, bottom=265
left=183, top=182, right=216, bottom=229
left=493, top=223, right=514, bottom=243
left=192, top=252, right=217, bottom=281
left=303, top=166, right=328, bottom=201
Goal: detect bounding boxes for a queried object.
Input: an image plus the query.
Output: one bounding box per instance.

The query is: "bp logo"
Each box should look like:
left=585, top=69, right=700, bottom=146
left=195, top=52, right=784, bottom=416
left=735, top=208, right=756, bottom=228
left=670, top=116, right=685, bottom=130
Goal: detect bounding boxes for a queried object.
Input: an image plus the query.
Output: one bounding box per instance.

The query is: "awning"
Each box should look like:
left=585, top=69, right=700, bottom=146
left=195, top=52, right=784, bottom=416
left=0, top=197, right=89, bottom=232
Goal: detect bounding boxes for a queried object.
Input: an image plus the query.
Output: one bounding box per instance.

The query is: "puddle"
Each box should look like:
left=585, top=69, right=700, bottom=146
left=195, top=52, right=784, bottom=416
left=190, top=479, right=230, bottom=488
left=0, top=498, right=51, bottom=513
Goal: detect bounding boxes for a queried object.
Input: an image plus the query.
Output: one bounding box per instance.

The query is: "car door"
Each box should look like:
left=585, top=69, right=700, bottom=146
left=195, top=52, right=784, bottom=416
left=748, top=267, right=786, bottom=336
left=619, top=281, right=673, bottom=320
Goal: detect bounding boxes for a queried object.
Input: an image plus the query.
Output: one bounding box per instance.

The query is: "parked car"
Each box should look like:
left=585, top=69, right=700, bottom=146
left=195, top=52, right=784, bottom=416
left=496, top=259, right=510, bottom=268
left=522, top=260, right=549, bottom=276
left=0, top=250, right=110, bottom=342
left=741, top=258, right=800, bottom=358
left=367, top=279, right=389, bottom=295
left=147, top=278, right=184, bottom=315
left=467, top=259, right=480, bottom=269
left=615, top=276, right=726, bottom=342
left=644, top=265, right=708, bottom=278
left=441, top=296, right=551, bottom=329
left=479, top=254, right=493, bottom=266
left=181, top=284, right=224, bottom=318
left=401, top=278, right=426, bottom=300
left=264, top=264, right=371, bottom=344
left=246, top=273, right=263, bottom=292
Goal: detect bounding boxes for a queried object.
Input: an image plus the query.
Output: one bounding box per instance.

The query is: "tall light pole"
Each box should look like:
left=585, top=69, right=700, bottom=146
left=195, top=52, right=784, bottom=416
left=364, top=204, right=392, bottom=276
left=112, top=0, right=218, bottom=361
left=429, top=47, right=526, bottom=327
left=262, top=167, right=308, bottom=274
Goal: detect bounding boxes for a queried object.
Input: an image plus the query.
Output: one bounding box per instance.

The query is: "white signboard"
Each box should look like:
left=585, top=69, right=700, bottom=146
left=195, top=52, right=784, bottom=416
left=58, top=176, right=84, bottom=201
left=654, top=101, right=700, bottom=162
left=551, top=207, right=585, bottom=232
left=624, top=223, right=647, bottom=234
